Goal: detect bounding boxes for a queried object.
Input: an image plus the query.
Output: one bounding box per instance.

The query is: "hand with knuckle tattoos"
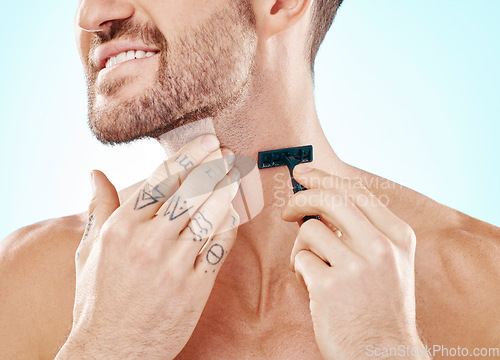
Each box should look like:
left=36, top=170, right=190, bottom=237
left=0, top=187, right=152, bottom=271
left=281, top=164, right=430, bottom=360
left=56, top=134, right=241, bottom=360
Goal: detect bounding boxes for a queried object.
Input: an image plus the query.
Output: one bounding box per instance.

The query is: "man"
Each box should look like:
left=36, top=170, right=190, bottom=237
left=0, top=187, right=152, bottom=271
left=0, top=0, right=499, bottom=359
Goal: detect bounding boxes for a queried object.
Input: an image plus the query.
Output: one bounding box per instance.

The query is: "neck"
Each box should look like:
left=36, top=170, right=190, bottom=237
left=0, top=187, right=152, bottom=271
left=156, top=68, right=351, bottom=316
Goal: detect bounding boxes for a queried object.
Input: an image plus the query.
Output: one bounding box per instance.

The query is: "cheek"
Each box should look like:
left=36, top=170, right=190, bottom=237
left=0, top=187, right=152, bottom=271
left=137, top=2, right=190, bottom=33
left=139, top=0, right=226, bottom=38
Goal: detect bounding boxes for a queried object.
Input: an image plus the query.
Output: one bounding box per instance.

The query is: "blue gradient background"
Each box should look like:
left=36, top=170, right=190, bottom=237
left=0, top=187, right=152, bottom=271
left=0, top=1, right=499, bottom=241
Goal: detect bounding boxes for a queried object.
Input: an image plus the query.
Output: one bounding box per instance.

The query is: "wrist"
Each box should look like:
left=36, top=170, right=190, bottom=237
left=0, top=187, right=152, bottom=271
left=55, top=329, right=179, bottom=360
left=54, top=331, right=119, bottom=360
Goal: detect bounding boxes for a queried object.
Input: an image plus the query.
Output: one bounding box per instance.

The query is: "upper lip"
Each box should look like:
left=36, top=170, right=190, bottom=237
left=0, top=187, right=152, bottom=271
left=94, top=41, right=160, bottom=70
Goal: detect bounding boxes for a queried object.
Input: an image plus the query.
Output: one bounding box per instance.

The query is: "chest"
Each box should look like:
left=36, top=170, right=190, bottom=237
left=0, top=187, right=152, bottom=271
left=174, top=323, right=323, bottom=360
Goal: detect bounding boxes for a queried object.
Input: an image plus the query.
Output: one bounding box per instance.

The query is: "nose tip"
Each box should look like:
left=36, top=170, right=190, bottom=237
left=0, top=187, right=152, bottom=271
left=76, top=0, right=134, bottom=33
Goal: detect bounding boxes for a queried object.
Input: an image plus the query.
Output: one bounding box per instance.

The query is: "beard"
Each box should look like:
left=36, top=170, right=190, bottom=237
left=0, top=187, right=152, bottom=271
left=85, top=1, right=257, bottom=145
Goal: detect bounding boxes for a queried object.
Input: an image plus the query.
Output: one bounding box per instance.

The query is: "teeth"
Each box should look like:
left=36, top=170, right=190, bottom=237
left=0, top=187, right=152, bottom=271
left=116, top=52, right=127, bottom=64
left=126, top=50, right=135, bottom=60
left=104, top=50, right=157, bottom=68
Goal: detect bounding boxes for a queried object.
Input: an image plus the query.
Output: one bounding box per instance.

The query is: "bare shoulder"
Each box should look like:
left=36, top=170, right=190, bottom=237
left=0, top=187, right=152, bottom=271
left=415, top=209, right=500, bottom=352
left=346, top=165, right=500, bottom=352
left=0, top=214, right=86, bottom=360
left=0, top=180, right=141, bottom=359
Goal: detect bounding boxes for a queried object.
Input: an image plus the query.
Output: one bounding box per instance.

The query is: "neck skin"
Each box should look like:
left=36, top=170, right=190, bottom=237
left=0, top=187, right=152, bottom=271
left=157, top=34, right=353, bottom=321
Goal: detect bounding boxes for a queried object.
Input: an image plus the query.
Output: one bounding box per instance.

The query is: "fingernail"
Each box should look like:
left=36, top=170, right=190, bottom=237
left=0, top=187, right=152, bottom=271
left=201, top=134, right=220, bottom=152
left=90, top=171, right=96, bottom=198
left=294, top=164, right=313, bottom=173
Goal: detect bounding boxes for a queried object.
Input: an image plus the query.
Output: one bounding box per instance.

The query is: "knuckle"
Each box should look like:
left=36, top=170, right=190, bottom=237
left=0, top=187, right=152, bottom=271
left=403, top=224, right=417, bottom=244
left=294, top=250, right=309, bottom=267
left=100, top=219, right=130, bottom=243
left=346, top=258, right=368, bottom=276
left=319, top=276, right=337, bottom=293
left=392, top=223, right=416, bottom=247
left=99, top=222, right=114, bottom=240
left=371, top=236, right=394, bottom=261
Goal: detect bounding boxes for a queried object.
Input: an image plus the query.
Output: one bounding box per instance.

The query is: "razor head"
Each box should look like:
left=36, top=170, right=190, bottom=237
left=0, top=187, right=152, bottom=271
left=257, top=145, right=313, bottom=169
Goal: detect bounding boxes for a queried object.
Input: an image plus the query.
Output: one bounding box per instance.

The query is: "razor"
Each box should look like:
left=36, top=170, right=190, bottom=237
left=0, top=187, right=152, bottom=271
left=258, top=145, right=320, bottom=222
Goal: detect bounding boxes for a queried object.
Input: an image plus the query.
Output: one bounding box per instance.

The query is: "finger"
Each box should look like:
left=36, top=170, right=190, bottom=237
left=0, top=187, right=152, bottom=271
left=76, top=170, right=120, bottom=267
left=176, top=167, right=240, bottom=257
left=294, top=250, right=330, bottom=292
left=282, top=189, right=387, bottom=254
left=289, top=219, right=357, bottom=272
left=155, top=149, right=236, bottom=233
left=120, top=134, right=222, bottom=220
left=194, top=204, right=239, bottom=276
left=293, top=166, right=415, bottom=247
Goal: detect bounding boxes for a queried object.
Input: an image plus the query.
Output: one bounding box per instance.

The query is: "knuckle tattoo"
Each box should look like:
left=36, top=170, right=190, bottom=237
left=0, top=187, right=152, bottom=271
left=206, top=243, right=224, bottom=265
left=163, top=194, right=193, bottom=220
left=188, top=211, right=213, bottom=241
left=175, top=153, right=194, bottom=170
left=134, top=183, right=166, bottom=210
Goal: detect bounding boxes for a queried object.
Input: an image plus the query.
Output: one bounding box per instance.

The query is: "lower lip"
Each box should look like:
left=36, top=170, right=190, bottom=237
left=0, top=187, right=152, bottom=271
left=97, top=53, right=159, bottom=81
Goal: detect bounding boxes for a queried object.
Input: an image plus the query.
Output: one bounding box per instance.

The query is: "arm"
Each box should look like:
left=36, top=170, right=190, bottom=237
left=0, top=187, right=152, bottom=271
left=54, top=135, right=240, bottom=359
left=0, top=222, right=74, bottom=360
left=282, top=165, right=431, bottom=360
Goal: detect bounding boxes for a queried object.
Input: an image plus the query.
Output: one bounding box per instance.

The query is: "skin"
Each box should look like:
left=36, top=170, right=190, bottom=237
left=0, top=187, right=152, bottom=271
left=60, top=137, right=242, bottom=359
left=0, top=0, right=499, bottom=359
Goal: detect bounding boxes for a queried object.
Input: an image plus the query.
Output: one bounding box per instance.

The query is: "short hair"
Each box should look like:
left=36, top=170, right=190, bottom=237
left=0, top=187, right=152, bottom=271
left=308, top=0, right=344, bottom=71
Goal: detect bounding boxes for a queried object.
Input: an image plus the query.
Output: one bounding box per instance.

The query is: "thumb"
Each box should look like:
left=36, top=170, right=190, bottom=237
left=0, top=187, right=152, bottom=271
left=88, top=170, right=120, bottom=233
left=77, top=170, right=120, bottom=268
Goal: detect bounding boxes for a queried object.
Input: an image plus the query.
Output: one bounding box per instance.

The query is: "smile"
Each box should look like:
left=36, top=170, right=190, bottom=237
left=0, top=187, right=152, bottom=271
left=94, top=41, right=160, bottom=71
left=105, top=50, right=157, bottom=69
